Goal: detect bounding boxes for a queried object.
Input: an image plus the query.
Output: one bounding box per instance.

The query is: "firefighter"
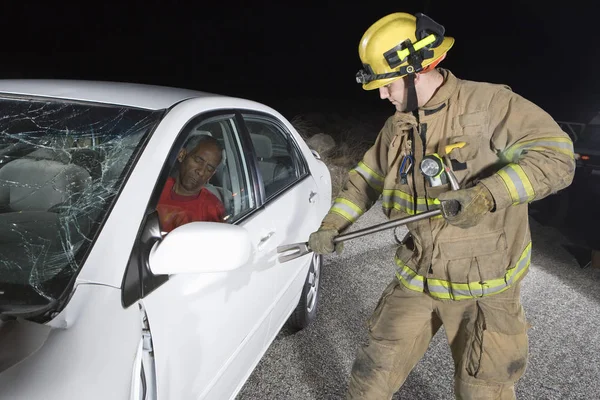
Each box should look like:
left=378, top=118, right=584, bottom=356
left=308, top=12, right=575, bottom=399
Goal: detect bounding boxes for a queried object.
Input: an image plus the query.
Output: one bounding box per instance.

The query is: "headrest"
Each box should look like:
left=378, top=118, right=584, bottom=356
left=251, top=134, right=272, bottom=159
left=25, top=148, right=70, bottom=164
left=185, top=130, right=213, bottom=150
left=0, top=158, right=91, bottom=212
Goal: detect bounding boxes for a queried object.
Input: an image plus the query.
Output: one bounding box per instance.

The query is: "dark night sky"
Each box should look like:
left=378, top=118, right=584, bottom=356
left=0, top=1, right=598, bottom=123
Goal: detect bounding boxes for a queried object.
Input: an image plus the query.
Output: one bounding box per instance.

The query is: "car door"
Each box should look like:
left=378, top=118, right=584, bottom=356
left=138, top=111, right=279, bottom=400
left=240, top=112, right=324, bottom=339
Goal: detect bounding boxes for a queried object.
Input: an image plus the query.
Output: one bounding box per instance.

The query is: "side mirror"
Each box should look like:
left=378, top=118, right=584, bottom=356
left=148, top=222, right=252, bottom=275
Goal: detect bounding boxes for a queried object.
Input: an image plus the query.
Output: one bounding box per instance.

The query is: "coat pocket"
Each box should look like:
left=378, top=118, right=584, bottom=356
left=465, top=297, right=530, bottom=384
left=447, top=111, right=488, bottom=163
left=437, top=229, right=509, bottom=283
left=447, top=134, right=482, bottom=163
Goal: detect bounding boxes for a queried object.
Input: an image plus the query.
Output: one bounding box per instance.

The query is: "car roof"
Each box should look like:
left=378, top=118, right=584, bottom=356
left=0, top=79, right=218, bottom=110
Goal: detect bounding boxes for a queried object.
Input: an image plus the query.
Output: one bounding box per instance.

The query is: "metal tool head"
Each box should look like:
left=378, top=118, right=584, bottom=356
left=440, top=199, right=461, bottom=218
left=277, top=242, right=311, bottom=263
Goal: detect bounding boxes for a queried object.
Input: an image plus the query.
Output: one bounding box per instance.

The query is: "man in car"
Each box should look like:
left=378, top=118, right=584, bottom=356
left=308, top=12, right=576, bottom=399
left=157, top=135, right=225, bottom=233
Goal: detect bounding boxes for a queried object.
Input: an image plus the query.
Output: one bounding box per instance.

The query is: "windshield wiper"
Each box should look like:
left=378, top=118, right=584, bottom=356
left=0, top=302, right=57, bottom=320
left=0, top=283, right=57, bottom=320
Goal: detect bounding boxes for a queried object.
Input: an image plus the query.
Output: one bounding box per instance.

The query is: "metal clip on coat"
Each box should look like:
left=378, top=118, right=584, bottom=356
left=277, top=143, right=466, bottom=263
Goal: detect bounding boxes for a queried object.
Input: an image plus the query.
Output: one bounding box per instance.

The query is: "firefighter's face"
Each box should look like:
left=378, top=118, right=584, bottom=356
left=379, top=77, right=409, bottom=112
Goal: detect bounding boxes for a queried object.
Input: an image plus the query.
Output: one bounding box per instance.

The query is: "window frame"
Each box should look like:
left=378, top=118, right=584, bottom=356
left=146, top=110, right=264, bottom=226
left=121, top=109, right=264, bottom=308
left=237, top=110, right=311, bottom=204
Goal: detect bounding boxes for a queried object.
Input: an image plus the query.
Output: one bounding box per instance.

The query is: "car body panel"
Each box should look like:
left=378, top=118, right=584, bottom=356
left=138, top=110, right=328, bottom=400
left=0, top=81, right=332, bottom=399
left=76, top=95, right=295, bottom=287
left=0, top=284, right=139, bottom=399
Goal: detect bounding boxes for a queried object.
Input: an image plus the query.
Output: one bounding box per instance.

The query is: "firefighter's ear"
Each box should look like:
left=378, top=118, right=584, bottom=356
left=177, top=148, right=187, bottom=163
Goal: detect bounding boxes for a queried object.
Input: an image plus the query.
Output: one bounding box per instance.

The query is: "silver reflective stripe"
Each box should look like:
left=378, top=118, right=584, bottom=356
left=505, top=138, right=574, bottom=161
left=503, top=165, right=530, bottom=203
left=426, top=282, right=505, bottom=298
left=506, top=244, right=531, bottom=286
left=396, top=243, right=532, bottom=300
left=394, top=256, right=425, bottom=291
left=523, top=140, right=573, bottom=151
left=353, top=162, right=384, bottom=192
left=382, top=192, right=413, bottom=213
left=331, top=198, right=362, bottom=222
left=382, top=191, right=438, bottom=214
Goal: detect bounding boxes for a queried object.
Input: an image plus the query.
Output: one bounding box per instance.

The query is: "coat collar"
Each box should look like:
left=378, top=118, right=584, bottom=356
left=393, top=68, right=459, bottom=126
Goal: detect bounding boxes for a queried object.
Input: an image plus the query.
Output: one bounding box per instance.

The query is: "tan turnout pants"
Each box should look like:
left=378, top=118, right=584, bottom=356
left=347, top=279, right=530, bottom=399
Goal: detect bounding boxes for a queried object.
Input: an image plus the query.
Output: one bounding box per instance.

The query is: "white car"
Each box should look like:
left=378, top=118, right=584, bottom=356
left=0, top=80, right=332, bottom=399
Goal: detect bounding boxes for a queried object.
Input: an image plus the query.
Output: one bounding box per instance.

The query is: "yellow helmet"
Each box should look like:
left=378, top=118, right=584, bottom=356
left=356, top=12, right=455, bottom=90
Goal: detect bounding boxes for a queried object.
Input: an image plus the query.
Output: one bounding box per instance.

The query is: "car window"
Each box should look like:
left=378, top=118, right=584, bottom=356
left=242, top=114, right=307, bottom=199
left=156, top=114, right=256, bottom=233
left=0, top=97, right=163, bottom=307
left=578, top=124, right=600, bottom=147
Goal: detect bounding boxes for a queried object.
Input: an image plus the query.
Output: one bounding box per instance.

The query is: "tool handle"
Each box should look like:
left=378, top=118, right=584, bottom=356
left=332, top=209, right=442, bottom=244
left=330, top=157, right=463, bottom=245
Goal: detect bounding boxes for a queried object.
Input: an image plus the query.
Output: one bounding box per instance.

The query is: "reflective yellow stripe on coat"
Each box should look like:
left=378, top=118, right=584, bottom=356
left=503, top=137, right=575, bottom=162
left=382, top=189, right=441, bottom=216
left=497, top=164, right=535, bottom=205
left=352, top=161, right=384, bottom=192
left=394, top=242, right=532, bottom=300
left=330, top=198, right=364, bottom=223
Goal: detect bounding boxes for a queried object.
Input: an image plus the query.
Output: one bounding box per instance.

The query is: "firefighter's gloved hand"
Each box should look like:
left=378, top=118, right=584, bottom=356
left=437, top=184, right=495, bottom=229
left=308, top=227, right=343, bottom=255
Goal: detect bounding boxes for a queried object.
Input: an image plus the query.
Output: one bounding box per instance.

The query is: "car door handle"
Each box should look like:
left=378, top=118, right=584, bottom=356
left=309, top=191, right=317, bottom=203
left=257, top=231, right=275, bottom=250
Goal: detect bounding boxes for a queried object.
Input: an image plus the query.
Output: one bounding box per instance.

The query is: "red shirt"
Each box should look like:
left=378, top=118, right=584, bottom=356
left=157, top=177, right=226, bottom=233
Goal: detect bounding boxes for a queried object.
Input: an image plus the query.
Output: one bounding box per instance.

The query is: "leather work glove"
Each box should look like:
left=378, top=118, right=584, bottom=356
left=308, top=227, right=344, bottom=255
left=437, top=184, right=495, bottom=229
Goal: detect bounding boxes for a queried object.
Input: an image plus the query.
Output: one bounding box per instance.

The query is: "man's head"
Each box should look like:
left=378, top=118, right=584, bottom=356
left=355, top=12, right=454, bottom=112
left=378, top=69, right=445, bottom=112
left=175, top=135, right=223, bottom=196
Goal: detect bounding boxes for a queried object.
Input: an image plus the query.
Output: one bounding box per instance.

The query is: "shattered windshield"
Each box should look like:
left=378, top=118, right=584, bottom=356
left=0, top=96, right=163, bottom=317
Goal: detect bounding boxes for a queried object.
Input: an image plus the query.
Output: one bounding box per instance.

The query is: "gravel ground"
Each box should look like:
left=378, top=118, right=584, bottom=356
left=237, top=200, right=600, bottom=400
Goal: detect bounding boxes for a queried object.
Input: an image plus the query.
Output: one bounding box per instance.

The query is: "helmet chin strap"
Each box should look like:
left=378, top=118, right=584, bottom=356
left=404, top=73, right=419, bottom=113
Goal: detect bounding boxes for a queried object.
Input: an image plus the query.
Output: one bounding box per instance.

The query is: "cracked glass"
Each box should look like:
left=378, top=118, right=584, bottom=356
left=0, top=96, right=163, bottom=317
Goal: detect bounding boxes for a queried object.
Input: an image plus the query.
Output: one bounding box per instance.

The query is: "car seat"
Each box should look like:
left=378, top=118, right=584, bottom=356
left=0, top=148, right=91, bottom=213
left=250, top=133, right=292, bottom=197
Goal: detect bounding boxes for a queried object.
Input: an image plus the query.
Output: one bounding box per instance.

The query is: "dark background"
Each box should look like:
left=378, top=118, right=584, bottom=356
left=0, top=1, right=598, bottom=123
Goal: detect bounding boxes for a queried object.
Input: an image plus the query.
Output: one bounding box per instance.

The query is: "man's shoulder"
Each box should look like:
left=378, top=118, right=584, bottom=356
left=457, top=76, right=512, bottom=97
left=452, top=73, right=522, bottom=112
